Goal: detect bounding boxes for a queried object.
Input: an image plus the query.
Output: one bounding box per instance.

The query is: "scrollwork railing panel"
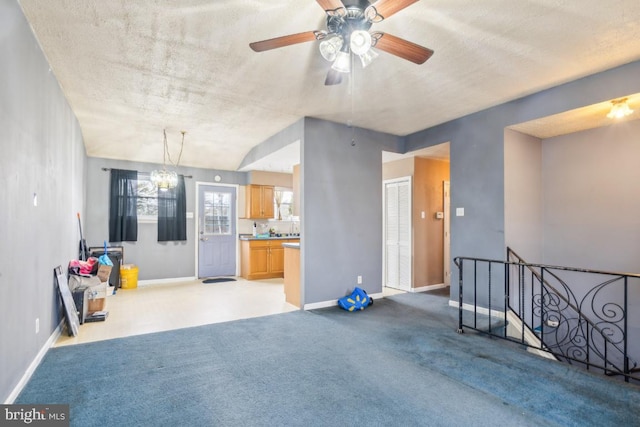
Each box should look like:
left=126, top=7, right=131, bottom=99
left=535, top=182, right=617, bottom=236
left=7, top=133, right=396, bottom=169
left=456, top=251, right=640, bottom=382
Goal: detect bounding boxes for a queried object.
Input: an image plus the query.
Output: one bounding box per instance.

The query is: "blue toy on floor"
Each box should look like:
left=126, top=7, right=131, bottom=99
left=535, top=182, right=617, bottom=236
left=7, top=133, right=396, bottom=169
left=338, top=287, right=373, bottom=312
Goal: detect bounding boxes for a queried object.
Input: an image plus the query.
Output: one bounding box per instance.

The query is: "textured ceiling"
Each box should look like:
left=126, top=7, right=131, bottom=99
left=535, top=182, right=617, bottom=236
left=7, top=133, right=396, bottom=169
left=18, top=0, right=640, bottom=171
left=510, top=93, right=640, bottom=139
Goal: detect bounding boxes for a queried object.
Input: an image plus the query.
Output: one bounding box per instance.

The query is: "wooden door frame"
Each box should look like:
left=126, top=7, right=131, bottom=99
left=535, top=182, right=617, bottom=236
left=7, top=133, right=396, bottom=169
left=194, top=181, right=240, bottom=278
left=444, top=181, right=451, bottom=286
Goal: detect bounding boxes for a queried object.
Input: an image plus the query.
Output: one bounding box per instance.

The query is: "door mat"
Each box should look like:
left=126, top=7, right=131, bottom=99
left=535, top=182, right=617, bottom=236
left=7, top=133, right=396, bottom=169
left=202, top=277, right=237, bottom=284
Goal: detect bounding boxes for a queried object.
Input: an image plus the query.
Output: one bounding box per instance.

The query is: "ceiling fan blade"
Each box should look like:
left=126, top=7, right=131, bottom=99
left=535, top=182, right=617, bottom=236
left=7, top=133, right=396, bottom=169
left=324, top=68, right=343, bottom=86
left=365, top=0, right=419, bottom=22
left=316, top=0, right=347, bottom=16
left=250, top=31, right=326, bottom=52
left=371, top=32, right=433, bottom=64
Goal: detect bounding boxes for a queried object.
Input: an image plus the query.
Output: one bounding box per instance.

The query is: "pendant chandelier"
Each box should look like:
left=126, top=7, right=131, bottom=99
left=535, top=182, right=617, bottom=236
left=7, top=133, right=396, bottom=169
left=150, top=129, right=186, bottom=191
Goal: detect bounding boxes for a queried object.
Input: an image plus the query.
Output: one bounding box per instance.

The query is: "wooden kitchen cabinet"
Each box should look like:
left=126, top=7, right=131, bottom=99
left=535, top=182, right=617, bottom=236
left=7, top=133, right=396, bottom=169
left=241, top=239, right=298, bottom=280
left=245, top=185, right=275, bottom=219
left=269, top=243, right=285, bottom=275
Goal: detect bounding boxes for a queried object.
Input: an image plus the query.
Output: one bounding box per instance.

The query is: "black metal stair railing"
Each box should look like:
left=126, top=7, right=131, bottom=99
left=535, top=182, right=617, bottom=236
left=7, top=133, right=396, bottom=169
left=455, top=252, right=640, bottom=382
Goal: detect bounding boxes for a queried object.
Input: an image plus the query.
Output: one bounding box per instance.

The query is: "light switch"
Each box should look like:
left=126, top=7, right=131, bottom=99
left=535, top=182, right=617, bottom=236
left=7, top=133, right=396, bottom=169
left=456, top=208, right=465, bottom=217
left=421, top=211, right=426, bottom=219
left=186, top=212, right=194, bottom=219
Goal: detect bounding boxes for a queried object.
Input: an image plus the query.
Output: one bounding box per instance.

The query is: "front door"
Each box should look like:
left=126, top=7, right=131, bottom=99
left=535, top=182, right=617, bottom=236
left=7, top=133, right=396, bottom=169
left=198, top=184, right=236, bottom=278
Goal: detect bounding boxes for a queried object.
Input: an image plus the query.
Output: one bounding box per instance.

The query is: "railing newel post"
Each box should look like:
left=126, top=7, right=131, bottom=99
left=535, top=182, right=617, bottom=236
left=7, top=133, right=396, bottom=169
left=488, top=261, right=492, bottom=334
left=457, top=257, right=464, bottom=334
left=474, top=260, right=478, bottom=329
left=624, top=276, right=629, bottom=382
left=504, top=261, right=509, bottom=339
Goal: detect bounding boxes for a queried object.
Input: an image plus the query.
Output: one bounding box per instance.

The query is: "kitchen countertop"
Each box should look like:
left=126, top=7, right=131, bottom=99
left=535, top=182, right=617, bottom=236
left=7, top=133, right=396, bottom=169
left=239, top=234, right=300, bottom=241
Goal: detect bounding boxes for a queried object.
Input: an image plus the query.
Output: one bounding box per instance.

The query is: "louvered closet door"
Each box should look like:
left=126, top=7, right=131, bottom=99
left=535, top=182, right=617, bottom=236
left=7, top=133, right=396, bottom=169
left=384, top=178, right=412, bottom=291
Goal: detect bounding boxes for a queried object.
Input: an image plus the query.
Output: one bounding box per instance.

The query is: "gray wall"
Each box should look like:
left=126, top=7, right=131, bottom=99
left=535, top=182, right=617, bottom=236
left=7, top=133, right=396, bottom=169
left=85, top=158, right=248, bottom=280
left=237, top=119, right=304, bottom=170
left=0, top=1, right=86, bottom=402
left=301, top=118, right=399, bottom=304
left=542, top=121, right=640, bottom=272
left=406, top=60, right=640, bottom=305
left=504, top=129, right=543, bottom=263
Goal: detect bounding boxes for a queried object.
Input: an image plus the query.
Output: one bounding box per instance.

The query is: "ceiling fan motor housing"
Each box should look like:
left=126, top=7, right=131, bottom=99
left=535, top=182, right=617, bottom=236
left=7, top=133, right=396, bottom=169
left=326, top=5, right=373, bottom=45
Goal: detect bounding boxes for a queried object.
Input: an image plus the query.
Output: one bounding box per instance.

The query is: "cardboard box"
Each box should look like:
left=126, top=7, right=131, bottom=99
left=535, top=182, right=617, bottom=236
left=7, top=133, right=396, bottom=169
left=88, top=297, right=105, bottom=313
left=97, top=264, right=112, bottom=283
left=86, top=282, right=108, bottom=314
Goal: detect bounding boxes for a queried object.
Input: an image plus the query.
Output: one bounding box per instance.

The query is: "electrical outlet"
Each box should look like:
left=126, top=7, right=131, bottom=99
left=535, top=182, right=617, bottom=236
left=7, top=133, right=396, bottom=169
left=357, top=275, right=362, bottom=285
left=35, top=318, right=39, bottom=334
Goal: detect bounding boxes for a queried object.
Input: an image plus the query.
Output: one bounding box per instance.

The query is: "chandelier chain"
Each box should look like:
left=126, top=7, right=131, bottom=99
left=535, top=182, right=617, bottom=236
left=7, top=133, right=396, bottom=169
left=163, top=129, right=186, bottom=167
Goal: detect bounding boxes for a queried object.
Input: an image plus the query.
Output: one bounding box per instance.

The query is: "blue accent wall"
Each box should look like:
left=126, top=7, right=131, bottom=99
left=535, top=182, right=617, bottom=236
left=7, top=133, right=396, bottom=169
left=0, top=0, right=87, bottom=402
left=301, top=118, right=399, bottom=304
left=406, top=60, right=640, bottom=305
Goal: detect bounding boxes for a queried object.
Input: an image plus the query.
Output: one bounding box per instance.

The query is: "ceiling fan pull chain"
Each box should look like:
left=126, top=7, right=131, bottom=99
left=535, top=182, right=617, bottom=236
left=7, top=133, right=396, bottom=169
left=350, top=53, right=356, bottom=147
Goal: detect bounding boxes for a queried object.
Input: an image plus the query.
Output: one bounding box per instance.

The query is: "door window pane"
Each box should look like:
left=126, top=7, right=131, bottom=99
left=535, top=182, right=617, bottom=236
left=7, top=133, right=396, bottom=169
left=204, top=191, right=231, bottom=235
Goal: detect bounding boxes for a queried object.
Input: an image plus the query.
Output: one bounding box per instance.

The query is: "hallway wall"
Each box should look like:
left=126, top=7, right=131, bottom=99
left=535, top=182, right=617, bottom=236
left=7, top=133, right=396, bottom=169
left=406, top=60, right=640, bottom=307
left=542, top=120, right=640, bottom=273
left=0, top=1, right=87, bottom=402
left=504, top=129, right=543, bottom=263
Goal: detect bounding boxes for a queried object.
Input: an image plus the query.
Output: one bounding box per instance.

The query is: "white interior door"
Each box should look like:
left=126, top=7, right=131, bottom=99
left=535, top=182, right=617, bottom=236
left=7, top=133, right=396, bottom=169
left=384, top=177, right=412, bottom=291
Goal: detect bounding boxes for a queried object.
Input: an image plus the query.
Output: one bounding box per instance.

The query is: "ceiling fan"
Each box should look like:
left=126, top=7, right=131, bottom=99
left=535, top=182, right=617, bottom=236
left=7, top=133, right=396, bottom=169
left=249, top=0, right=434, bottom=86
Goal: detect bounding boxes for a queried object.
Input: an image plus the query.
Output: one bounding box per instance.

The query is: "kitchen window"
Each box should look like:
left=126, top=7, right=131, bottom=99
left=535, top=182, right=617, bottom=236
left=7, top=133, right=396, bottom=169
left=136, top=173, right=158, bottom=221
left=274, top=189, right=293, bottom=220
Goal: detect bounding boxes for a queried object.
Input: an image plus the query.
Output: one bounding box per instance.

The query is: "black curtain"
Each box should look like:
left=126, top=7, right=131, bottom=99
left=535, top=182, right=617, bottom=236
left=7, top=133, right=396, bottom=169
left=158, top=175, right=187, bottom=241
left=109, top=169, right=138, bottom=242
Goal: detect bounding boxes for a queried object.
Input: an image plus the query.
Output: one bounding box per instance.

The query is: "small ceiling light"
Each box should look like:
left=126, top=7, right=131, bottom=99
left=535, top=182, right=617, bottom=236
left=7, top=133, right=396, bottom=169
left=319, top=36, right=344, bottom=62
left=350, top=30, right=372, bottom=56
left=358, top=48, right=379, bottom=68
left=332, top=50, right=351, bottom=74
left=607, top=98, right=634, bottom=119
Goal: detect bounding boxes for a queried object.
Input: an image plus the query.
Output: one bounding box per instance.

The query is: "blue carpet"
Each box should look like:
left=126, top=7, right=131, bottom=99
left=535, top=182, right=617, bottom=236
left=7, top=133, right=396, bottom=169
left=17, top=292, right=640, bottom=426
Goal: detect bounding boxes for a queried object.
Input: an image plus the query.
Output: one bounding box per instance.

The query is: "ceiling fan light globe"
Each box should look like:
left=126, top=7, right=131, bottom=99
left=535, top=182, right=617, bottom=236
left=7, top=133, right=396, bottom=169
left=319, top=36, right=343, bottom=62
left=350, top=30, right=372, bottom=55
left=359, top=49, right=379, bottom=68
left=331, top=51, right=351, bottom=73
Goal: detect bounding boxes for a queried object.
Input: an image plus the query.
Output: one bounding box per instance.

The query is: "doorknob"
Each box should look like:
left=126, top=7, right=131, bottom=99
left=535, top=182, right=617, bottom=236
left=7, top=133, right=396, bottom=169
left=200, top=237, right=209, bottom=242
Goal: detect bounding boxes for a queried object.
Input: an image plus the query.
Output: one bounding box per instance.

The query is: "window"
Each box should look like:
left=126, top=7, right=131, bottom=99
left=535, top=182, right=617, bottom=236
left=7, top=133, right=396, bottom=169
left=136, top=173, right=158, bottom=221
left=203, top=191, right=232, bottom=235
left=274, top=189, right=293, bottom=220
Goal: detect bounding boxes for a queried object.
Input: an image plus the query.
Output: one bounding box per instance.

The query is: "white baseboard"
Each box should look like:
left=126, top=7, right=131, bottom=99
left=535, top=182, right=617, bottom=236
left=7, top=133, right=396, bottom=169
left=303, top=291, right=386, bottom=311
left=448, top=299, right=506, bottom=319
left=5, top=320, right=63, bottom=404
left=137, top=276, right=197, bottom=287
left=369, top=292, right=385, bottom=300
left=412, top=283, right=448, bottom=293
left=303, top=300, right=337, bottom=310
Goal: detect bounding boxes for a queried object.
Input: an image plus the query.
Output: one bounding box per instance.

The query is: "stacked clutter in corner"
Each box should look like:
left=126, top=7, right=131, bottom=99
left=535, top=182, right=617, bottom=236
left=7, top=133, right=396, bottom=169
left=67, top=241, right=113, bottom=323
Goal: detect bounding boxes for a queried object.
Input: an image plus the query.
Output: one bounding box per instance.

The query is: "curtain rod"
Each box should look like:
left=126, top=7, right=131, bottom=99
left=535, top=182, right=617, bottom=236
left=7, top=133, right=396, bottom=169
left=101, top=167, right=192, bottom=179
